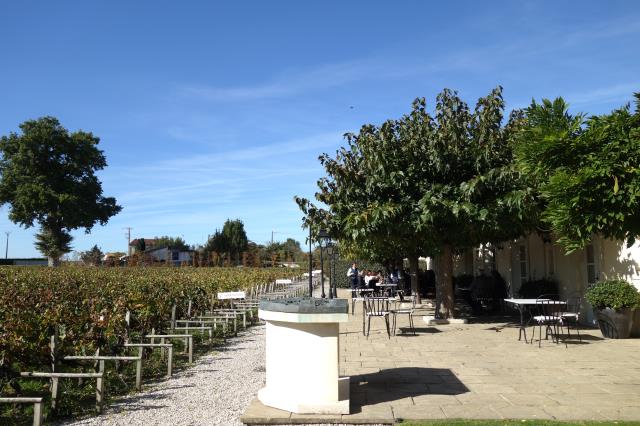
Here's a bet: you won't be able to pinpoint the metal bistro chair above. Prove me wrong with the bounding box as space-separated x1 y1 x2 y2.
559 295 582 342
363 296 391 339
351 288 373 316
390 295 416 336
531 294 565 348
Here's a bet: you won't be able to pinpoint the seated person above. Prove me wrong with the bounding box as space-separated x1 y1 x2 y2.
358 271 366 288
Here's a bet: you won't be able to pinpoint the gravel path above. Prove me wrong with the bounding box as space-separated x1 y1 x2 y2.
61 325 266 426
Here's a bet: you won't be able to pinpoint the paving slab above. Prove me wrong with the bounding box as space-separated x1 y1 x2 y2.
241 289 640 424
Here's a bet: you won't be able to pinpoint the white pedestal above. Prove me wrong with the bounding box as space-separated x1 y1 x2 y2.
258 309 350 414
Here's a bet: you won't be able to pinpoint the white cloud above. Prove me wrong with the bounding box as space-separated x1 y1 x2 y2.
568 83 639 107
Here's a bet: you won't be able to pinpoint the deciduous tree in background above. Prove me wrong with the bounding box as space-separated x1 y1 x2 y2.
222 219 248 265
0 117 122 266
206 229 229 265
80 244 104 266
154 235 190 251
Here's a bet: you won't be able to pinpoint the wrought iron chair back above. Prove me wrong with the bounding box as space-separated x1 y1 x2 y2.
561 294 582 342
531 294 565 347
363 296 391 339
364 296 390 316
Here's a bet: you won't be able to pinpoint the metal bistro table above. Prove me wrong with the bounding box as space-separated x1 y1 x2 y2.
375 282 398 297
504 298 567 343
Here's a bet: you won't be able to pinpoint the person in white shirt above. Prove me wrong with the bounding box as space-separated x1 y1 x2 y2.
347 263 358 289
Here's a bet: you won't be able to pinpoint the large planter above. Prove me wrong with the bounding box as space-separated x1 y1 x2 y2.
594 307 634 339
631 309 640 338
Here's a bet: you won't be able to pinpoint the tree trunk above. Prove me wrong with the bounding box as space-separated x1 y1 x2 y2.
408 255 421 304
435 244 455 319
48 256 60 267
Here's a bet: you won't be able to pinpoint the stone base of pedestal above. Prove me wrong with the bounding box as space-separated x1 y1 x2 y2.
258 376 350 415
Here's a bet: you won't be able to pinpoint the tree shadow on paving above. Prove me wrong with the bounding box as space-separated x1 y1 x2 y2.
561 333 604 345
110 404 170 412
395 327 442 335
349 367 467 412
151 384 196 391
180 369 218 377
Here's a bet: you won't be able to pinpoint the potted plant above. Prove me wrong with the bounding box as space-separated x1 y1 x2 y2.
585 279 640 339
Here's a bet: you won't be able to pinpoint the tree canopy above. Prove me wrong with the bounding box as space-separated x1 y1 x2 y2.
154 235 190 251
205 219 248 265
515 94 640 252
298 87 534 317
80 244 104 266
0 117 122 265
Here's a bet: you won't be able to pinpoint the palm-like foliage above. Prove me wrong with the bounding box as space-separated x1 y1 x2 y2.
515 94 640 252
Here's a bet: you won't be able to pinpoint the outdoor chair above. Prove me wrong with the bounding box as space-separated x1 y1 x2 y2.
530 294 565 347
350 288 373 315
559 295 582 342
390 295 416 336
363 296 391 339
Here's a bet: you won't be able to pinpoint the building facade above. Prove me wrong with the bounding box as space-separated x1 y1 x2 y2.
452 235 640 325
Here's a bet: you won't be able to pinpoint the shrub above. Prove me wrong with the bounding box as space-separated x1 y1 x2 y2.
585 279 640 311
518 278 559 298
453 274 474 289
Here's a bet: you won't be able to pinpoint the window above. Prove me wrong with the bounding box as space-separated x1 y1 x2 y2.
519 245 528 282
172 251 179 261
586 244 597 284
474 244 496 273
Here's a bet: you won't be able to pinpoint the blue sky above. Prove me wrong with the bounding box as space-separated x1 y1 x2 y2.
0 1 639 257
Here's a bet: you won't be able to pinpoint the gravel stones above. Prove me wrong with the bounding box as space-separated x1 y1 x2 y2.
61 325 266 426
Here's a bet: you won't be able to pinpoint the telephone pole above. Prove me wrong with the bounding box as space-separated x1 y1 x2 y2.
4 231 10 259
123 227 133 256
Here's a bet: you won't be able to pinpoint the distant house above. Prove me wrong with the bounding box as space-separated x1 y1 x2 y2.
129 238 157 255
145 246 194 266
103 252 127 265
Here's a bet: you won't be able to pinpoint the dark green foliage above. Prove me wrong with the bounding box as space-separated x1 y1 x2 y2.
135 238 146 252
204 219 249 265
585 279 640 310
0 117 122 265
264 238 304 263
453 274 474 289
206 229 228 255
79 245 104 266
153 236 189 251
517 278 559 298
223 219 248 261
297 87 534 318
515 94 640 252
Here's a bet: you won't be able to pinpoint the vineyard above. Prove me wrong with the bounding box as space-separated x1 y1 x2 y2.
0 266 300 423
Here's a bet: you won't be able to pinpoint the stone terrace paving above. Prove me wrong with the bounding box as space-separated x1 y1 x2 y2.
242 289 640 425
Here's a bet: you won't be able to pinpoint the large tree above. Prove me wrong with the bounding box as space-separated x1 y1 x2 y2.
205 219 248 265
300 87 534 317
0 117 122 265
223 219 248 265
515 94 640 252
